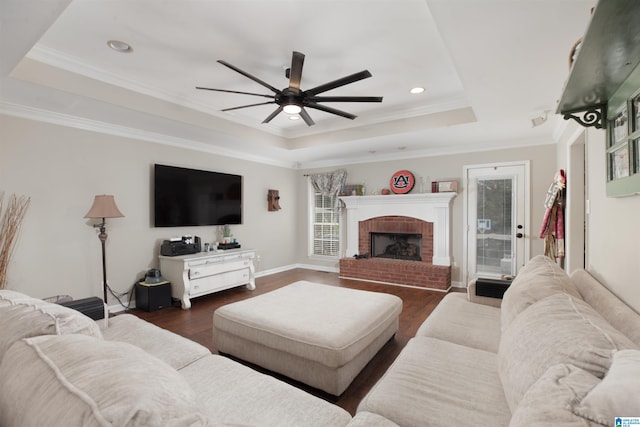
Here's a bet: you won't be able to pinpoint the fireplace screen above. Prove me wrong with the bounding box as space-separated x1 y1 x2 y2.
370 232 422 261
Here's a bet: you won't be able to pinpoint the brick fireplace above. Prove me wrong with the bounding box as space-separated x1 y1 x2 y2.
339 193 455 291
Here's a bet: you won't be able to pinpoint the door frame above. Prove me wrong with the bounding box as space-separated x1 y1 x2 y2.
462 160 531 287
565 130 586 273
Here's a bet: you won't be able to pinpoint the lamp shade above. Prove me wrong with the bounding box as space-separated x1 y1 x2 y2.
84 195 125 219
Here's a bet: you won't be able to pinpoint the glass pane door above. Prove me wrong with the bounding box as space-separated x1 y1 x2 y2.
476 178 513 275
465 163 529 283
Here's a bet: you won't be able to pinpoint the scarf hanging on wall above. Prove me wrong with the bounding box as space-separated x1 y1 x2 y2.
539 169 566 263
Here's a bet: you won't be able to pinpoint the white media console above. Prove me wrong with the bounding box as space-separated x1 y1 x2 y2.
159 248 256 310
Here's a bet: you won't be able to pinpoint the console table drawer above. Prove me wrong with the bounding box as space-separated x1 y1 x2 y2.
190 259 251 279
159 248 256 310
190 268 251 297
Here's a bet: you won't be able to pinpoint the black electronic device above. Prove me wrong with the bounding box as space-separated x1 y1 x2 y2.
154 164 242 227
59 297 105 320
135 282 171 312
217 242 241 250
160 236 201 256
475 277 513 299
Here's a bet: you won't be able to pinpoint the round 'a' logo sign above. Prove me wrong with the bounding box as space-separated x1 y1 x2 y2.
390 170 415 194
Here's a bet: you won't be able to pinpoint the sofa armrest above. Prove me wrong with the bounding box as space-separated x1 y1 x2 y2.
467 280 502 308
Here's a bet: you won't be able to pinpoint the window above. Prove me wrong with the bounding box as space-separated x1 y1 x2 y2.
310 188 340 257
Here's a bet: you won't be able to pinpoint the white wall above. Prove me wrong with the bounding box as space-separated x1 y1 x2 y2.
297 144 559 286
7 111 637 313
556 122 640 313
583 127 640 311
1 114 298 302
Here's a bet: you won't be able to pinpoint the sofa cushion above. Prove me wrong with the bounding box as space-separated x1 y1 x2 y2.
348 411 399 427
102 313 210 370
501 255 581 331
571 270 640 347
498 293 637 412
0 334 205 427
509 364 602 427
416 292 501 353
0 290 102 362
358 336 511 427
571 349 640 424
180 353 352 427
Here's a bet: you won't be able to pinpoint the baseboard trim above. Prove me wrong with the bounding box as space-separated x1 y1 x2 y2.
112 263 458 313
338 275 451 292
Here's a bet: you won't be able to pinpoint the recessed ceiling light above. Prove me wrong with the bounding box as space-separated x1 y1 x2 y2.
107 40 132 53
410 87 425 94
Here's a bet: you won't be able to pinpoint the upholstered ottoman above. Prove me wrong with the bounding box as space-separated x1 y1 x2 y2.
213 281 403 395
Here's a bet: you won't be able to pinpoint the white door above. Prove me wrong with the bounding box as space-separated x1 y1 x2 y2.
464 162 530 284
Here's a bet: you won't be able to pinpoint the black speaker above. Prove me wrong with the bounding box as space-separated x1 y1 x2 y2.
475 277 513 299
135 282 172 311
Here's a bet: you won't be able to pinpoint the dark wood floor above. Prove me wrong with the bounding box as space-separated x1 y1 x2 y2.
127 269 446 415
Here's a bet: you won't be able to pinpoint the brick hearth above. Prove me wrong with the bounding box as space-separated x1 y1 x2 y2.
339 257 451 290
339 193 455 291
358 216 433 262
340 215 451 291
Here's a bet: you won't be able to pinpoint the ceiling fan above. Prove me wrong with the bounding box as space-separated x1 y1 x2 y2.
196 51 383 126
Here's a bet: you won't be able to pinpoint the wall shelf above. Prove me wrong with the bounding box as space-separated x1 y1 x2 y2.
556 1 640 129
557 0 640 197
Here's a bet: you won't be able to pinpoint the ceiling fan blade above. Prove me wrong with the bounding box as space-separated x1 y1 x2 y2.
289 51 305 94
218 60 281 94
308 95 383 103
305 102 357 120
299 108 315 126
196 87 274 99
262 106 284 123
221 101 276 112
304 70 373 96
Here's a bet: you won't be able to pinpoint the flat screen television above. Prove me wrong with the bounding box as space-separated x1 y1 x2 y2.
154 164 242 227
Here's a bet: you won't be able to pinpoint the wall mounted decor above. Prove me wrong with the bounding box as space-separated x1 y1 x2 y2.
390 170 415 194
556 1 640 197
268 189 281 211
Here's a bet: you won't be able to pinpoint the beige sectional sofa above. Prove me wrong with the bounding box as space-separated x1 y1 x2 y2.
1 255 639 426
358 255 640 426
0 289 394 426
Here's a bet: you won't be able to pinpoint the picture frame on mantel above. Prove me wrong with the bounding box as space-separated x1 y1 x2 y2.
432 179 458 193
340 184 364 196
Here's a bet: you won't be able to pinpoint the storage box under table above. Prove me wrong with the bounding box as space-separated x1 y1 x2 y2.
213 281 403 396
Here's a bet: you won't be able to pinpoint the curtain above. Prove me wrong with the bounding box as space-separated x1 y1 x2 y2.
308 169 347 209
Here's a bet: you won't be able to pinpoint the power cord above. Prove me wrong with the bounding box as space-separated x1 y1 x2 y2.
106 282 136 311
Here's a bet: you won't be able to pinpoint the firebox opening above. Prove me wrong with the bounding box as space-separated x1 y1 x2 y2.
371 232 422 261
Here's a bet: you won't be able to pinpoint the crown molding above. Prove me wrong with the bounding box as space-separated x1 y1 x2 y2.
0 101 297 168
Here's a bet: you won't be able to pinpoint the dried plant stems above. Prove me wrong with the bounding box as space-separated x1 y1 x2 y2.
0 192 31 289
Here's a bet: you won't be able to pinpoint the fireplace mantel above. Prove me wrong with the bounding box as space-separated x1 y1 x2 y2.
339 193 455 266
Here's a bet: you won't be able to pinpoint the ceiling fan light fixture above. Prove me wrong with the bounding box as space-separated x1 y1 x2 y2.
288 115 300 121
196 51 382 126
283 104 302 115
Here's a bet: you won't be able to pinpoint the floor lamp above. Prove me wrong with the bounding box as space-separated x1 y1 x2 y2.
84 195 124 304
